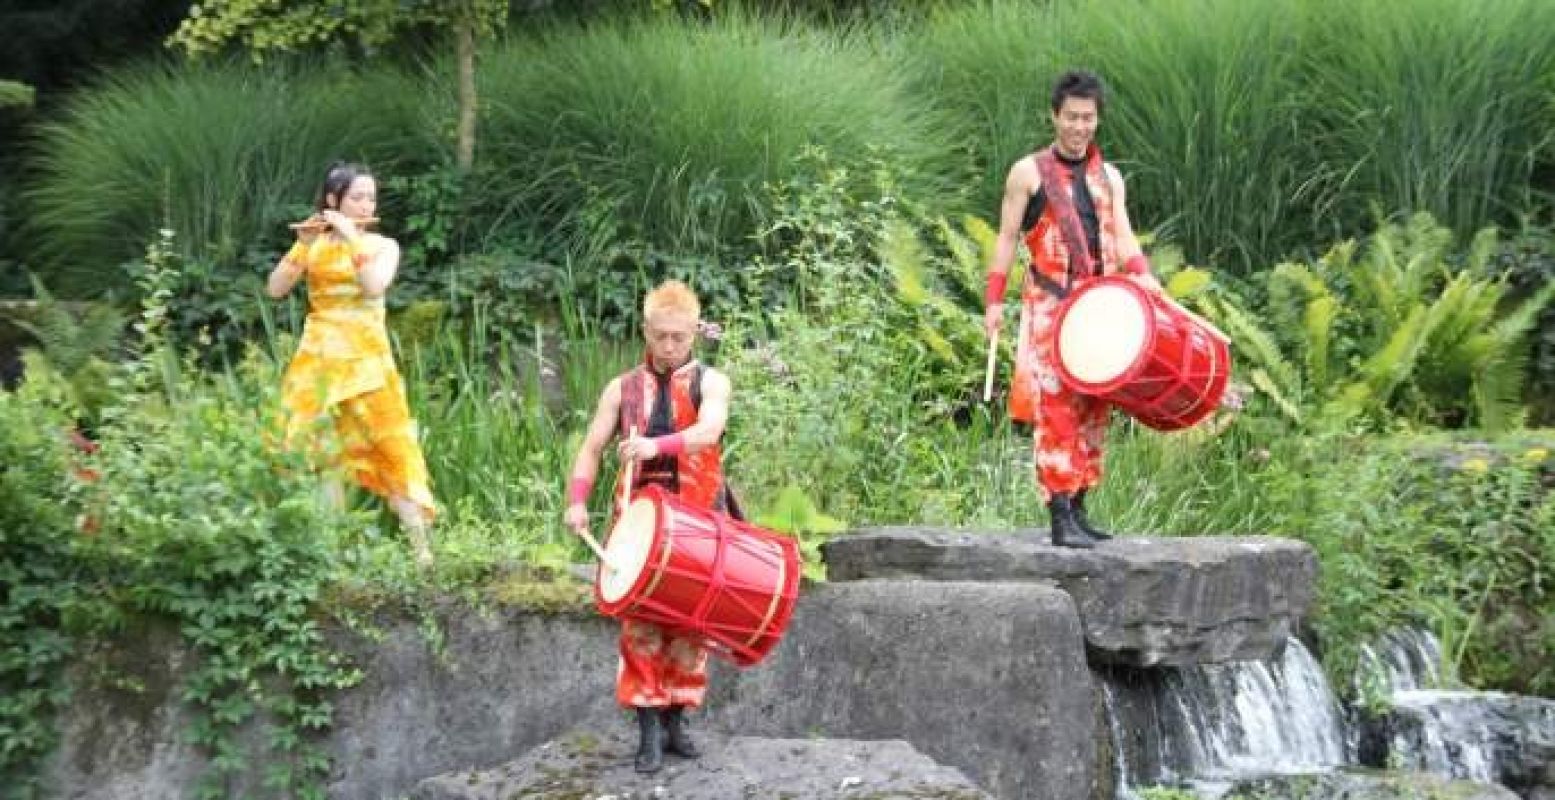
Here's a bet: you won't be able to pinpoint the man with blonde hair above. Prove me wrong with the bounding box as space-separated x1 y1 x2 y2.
563 280 735 773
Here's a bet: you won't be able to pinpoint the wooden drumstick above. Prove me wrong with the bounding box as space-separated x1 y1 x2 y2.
619 424 639 513
576 527 617 572
982 335 998 403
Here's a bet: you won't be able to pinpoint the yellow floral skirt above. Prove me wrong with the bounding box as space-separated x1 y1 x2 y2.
280 353 436 519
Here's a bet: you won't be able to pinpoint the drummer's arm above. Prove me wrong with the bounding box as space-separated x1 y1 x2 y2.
564 379 622 528
985 161 1034 335
991 163 1032 279
680 369 732 452
1106 165 1160 290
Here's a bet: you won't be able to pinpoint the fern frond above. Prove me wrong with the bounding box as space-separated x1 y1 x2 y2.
1270 261 1328 297
1201 294 1301 400
1473 343 1530 432
882 218 930 306
941 215 997 299
1464 226 1498 277
1359 221 1404 328
1347 303 1432 416
1304 294 1337 393
1250 368 1303 423
962 215 997 257
1488 274 1555 352
76 304 127 363
1474 278 1555 430
1166 267 1213 300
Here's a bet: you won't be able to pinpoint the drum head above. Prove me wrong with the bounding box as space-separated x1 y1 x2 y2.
598 497 658 603
1059 283 1148 386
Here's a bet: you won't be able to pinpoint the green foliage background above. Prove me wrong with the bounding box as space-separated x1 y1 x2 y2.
2 0 1554 795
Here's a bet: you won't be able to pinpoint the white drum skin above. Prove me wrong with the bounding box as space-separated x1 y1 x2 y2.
599 498 658 603
1058 284 1149 386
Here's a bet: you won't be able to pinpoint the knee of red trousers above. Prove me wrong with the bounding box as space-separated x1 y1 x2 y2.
616 622 709 708
1033 394 1108 499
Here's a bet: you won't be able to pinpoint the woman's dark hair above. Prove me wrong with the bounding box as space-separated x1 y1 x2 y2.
315 161 373 211
1050 70 1106 114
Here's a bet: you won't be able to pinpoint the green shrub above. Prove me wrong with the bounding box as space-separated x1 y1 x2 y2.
1188 213 1555 431
1271 434 1555 697
2 232 367 797
1489 219 1555 425
0 368 86 798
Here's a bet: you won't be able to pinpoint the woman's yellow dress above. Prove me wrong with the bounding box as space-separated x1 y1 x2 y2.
279 235 436 518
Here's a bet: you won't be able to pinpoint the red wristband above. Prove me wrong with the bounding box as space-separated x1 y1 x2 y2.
654 433 686 457
1124 254 1152 276
985 271 1008 305
567 477 593 505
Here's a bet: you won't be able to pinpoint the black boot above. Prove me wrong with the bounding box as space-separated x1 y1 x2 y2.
661 706 700 758
1048 493 1099 549
634 707 664 773
1073 489 1113 541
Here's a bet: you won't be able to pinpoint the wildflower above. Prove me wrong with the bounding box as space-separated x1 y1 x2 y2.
1522 447 1548 466
1460 457 1490 475
697 320 724 341
1220 385 1248 411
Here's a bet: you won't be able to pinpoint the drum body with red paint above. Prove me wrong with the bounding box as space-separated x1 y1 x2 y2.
595 485 800 668
1052 276 1231 431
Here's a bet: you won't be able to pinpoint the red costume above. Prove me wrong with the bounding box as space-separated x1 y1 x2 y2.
611 357 732 708
1009 144 1120 500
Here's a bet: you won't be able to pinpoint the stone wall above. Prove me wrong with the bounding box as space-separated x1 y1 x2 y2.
42 532 1326 800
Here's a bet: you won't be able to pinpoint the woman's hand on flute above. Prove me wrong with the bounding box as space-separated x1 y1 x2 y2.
291 215 325 244
320 209 361 242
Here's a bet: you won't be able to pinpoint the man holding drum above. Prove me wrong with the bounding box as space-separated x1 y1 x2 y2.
984 69 1162 548
563 280 734 774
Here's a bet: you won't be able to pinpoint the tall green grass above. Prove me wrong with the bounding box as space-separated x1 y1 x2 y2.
474 11 967 256
1303 0 1555 234
24 59 435 294
17 0 1555 293
909 0 1555 272
909 0 1322 267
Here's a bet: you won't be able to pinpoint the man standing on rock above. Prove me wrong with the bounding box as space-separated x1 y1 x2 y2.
563 280 735 773
983 69 1162 548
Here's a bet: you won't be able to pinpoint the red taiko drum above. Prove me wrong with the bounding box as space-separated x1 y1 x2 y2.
1052 276 1232 431
595 485 800 668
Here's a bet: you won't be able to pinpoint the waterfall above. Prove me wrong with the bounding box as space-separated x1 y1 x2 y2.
1356 628 1494 781
1385 690 1500 782
1102 637 1347 794
1357 627 1444 694
1100 682 1142 800
1354 628 1538 786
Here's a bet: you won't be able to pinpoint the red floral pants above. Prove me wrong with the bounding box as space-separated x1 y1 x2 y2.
1011 293 1111 500
616 619 708 708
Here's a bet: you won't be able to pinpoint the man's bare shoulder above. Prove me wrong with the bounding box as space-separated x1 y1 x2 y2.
1006 154 1041 189
700 366 732 393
